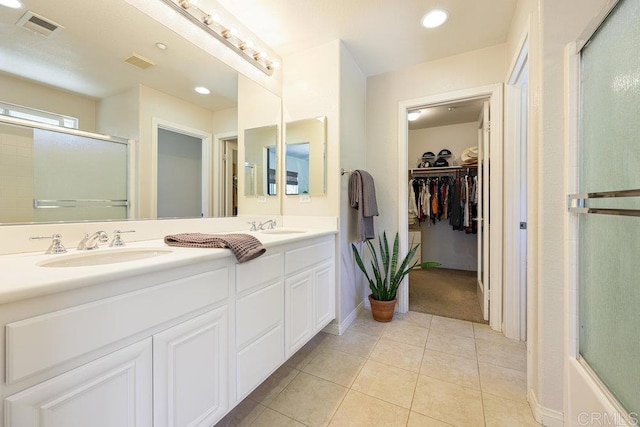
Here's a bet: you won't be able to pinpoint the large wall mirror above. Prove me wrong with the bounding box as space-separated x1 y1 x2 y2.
0 0 282 224
284 117 327 196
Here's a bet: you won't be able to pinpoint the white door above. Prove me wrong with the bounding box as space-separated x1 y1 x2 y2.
153 308 228 427
5 339 152 427
477 100 490 320
157 128 204 218
314 262 335 330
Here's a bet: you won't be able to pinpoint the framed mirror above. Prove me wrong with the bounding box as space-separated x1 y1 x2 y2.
0 0 282 224
284 117 327 196
243 125 278 197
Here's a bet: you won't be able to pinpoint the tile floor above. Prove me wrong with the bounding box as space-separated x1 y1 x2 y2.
216 310 540 427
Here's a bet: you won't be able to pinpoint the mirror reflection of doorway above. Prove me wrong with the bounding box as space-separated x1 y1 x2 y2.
223 138 238 216
157 128 204 219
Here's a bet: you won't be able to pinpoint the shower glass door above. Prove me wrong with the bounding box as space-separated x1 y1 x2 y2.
575 0 640 418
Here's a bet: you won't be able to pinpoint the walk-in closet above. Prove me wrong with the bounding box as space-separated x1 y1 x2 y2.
407 98 490 323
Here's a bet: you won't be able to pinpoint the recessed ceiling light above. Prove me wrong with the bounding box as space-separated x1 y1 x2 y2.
0 0 23 8
421 9 448 29
195 86 211 95
408 110 422 121
155 42 168 50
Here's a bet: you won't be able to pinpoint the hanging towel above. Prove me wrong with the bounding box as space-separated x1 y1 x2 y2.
348 169 379 241
164 233 266 263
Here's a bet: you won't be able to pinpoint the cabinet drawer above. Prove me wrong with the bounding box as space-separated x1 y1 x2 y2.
236 281 283 349
6 267 229 384
236 252 282 294
236 324 283 400
284 241 333 275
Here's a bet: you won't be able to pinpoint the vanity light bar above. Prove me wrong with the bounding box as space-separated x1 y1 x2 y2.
160 0 276 76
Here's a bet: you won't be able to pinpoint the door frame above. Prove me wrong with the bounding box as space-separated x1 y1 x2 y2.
397 83 504 331
151 118 212 218
504 30 530 341
214 131 238 217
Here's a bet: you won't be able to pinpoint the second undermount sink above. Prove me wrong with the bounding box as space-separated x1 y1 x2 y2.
38 248 173 268
260 228 307 235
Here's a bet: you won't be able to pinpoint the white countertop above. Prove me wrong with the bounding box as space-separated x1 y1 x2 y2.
0 229 336 305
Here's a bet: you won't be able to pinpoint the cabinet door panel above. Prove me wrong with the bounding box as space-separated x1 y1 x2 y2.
236 280 283 349
4 339 152 427
285 271 313 357
314 263 335 330
153 308 228 427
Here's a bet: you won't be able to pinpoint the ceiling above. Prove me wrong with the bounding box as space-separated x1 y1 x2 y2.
1 0 517 114
409 98 487 129
0 0 238 111
214 0 518 77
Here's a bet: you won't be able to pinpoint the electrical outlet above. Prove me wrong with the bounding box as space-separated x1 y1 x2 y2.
300 194 311 203
257 196 267 203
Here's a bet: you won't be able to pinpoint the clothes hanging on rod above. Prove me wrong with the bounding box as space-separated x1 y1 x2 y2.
409 172 478 233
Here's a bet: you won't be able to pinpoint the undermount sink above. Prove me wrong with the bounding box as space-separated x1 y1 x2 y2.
38 248 173 268
260 229 307 235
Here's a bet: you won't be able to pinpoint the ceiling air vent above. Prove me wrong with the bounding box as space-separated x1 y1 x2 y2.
16 11 64 38
124 54 156 70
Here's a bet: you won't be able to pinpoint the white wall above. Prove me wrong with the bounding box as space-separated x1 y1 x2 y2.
505 0 610 424
282 40 367 330
0 73 97 132
338 42 367 329
282 40 340 217
409 122 479 270
96 87 140 140
213 107 238 135
366 44 507 241
237 75 281 216
138 85 216 219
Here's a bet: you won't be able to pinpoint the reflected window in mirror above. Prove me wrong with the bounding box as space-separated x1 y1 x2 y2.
285 143 310 195
267 145 277 195
284 117 326 196
0 101 79 129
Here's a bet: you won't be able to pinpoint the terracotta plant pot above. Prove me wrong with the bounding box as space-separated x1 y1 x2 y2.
368 294 397 322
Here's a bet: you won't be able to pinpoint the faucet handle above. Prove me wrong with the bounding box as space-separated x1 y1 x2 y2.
269 220 277 230
30 233 67 254
110 229 135 247
247 221 257 232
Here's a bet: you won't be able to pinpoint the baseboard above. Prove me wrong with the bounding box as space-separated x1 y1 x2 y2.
322 301 364 335
528 388 564 427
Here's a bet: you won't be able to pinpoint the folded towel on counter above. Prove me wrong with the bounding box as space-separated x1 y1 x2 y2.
348 169 379 242
164 233 266 263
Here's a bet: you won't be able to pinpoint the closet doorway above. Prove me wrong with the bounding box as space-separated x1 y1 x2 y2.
398 84 503 331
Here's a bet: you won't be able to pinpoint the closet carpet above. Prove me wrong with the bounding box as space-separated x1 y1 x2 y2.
409 267 488 324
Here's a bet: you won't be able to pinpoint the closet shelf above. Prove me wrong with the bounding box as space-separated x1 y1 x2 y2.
410 165 478 177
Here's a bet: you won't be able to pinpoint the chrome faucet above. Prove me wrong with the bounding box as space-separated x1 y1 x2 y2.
77 230 109 250
258 219 277 230
30 234 67 254
247 221 258 231
110 229 135 247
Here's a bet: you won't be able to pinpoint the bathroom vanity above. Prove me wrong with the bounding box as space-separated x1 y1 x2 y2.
0 229 336 427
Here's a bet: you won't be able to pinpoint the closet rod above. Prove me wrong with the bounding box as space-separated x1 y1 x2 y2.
410 165 477 177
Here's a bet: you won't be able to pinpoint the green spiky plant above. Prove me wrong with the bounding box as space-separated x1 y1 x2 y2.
351 231 439 301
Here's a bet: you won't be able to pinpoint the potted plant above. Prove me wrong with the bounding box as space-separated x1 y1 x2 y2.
352 231 439 322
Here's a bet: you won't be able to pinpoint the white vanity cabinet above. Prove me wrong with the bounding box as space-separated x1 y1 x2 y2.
1 259 233 427
235 251 285 401
4 338 153 427
284 239 335 358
